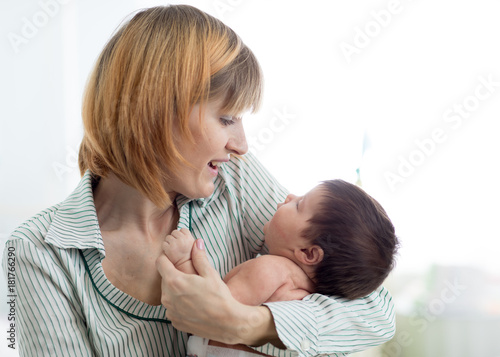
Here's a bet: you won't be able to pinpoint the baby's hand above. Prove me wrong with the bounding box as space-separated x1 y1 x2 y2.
163 228 196 272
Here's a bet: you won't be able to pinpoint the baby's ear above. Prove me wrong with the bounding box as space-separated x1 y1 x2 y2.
295 245 324 266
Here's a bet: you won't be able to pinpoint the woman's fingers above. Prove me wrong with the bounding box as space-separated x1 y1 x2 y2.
190 239 218 279
157 254 186 290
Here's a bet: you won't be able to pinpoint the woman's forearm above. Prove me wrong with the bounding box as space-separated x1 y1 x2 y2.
233 305 285 349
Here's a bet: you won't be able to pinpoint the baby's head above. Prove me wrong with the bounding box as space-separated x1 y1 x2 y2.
264 179 399 299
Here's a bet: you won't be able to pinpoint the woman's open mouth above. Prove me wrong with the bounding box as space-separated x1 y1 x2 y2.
207 161 221 175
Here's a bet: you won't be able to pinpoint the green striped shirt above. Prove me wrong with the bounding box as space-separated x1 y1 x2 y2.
2 153 395 356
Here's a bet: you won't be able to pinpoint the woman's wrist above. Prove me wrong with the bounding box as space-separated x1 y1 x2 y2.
234 304 286 349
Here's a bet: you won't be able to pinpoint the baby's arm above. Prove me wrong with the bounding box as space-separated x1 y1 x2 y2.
162 228 197 274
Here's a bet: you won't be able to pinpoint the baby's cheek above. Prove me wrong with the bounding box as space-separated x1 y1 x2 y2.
273 212 289 235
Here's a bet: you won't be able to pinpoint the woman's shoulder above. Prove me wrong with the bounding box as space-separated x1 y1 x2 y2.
224 152 263 179
7 172 100 249
224 153 272 182
221 153 288 199
8 204 61 246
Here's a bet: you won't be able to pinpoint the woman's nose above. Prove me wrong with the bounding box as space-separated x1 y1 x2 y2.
226 123 248 155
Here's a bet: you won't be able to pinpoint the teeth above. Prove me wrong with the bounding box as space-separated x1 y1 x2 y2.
210 161 222 168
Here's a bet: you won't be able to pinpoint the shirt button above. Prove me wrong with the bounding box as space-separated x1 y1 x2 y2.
301 338 311 351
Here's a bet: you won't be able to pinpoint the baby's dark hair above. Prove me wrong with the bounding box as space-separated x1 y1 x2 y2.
301 180 399 299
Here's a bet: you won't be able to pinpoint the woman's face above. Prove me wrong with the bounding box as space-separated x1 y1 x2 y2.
170 99 248 199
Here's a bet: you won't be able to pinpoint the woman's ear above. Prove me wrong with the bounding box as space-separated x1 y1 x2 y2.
295 245 324 266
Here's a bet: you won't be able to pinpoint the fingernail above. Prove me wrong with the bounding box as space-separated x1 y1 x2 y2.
196 239 205 250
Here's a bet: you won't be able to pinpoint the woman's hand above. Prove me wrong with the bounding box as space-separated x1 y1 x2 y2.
156 239 283 347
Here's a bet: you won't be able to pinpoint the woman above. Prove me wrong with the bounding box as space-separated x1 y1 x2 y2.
3 5 395 356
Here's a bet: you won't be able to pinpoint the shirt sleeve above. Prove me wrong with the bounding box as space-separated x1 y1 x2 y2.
2 236 94 356
233 153 396 356
263 288 396 356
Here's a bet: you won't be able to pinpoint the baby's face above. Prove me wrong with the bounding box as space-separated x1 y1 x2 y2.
263 185 324 259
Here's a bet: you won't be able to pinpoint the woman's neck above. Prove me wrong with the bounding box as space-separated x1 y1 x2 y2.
93 173 178 239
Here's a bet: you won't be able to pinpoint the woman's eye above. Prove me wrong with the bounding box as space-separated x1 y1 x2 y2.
219 116 235 126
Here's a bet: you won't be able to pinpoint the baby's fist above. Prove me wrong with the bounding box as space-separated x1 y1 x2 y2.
162 228 196 268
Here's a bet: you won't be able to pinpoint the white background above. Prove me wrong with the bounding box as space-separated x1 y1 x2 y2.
1 1 499 356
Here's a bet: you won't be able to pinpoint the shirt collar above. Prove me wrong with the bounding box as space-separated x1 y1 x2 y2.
44 168 229 255
45 171 106 257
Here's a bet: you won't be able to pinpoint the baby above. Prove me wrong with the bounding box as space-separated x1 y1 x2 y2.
163 179 399 355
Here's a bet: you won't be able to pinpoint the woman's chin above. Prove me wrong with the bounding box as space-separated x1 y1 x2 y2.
187 182 215 200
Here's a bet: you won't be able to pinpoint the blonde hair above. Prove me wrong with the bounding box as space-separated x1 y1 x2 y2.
79 5 262 208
